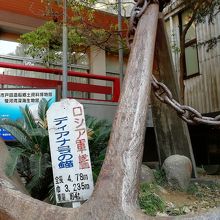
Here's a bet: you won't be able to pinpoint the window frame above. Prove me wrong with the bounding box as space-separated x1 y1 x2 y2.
178 11 200 79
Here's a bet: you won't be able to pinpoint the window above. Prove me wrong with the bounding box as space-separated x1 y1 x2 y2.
180 10 199 78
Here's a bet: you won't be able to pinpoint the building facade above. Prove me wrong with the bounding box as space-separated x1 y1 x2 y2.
0 0 129 122
164 0 220 168
164 0 220 115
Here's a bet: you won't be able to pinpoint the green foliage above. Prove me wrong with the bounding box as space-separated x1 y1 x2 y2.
154 169 167 186
180 0 220 52
1 101 111 202
187 181 220 199
20 20 118 65
4 147 26 177
187 182 199 195
197 35 220 52
19 21 62 64
139 183 166 216
195 0 220 24
0 98 53 200
19 0 122 65
194 0 220 51
38 97 50 124
166 206 186 216
48 182 56 204
0 120 35 151
171 43 180 54
29 153 51 182
26 153 51 196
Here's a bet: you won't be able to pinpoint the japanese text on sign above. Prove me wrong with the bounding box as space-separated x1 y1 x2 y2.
54 116 73 169
0 91 53 104
47 99 94 204
0 88 56 141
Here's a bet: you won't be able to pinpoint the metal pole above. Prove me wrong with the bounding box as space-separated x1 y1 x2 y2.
118 0 124 87
62 0 68 99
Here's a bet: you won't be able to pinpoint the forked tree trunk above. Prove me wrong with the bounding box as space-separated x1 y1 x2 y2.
0 3 220 220
0 4 159 219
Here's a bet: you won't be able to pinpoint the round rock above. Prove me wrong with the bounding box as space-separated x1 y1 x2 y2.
140 164 155 184
162 155 192 191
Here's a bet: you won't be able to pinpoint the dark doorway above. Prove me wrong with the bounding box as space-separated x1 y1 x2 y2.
143 127 158 163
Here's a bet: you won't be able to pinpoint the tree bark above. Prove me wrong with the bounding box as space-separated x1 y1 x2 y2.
179 33 185 103
0 4 159 220
0 3 220 219
179 7 197 102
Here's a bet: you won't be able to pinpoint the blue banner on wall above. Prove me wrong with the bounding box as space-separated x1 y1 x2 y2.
0 88 56 141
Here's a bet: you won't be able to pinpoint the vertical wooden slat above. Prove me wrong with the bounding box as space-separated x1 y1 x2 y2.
152 14 197 177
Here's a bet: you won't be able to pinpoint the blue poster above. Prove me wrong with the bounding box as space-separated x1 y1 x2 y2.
0 88 56 141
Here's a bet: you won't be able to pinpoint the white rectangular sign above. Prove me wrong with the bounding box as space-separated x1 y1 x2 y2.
47 99 94 203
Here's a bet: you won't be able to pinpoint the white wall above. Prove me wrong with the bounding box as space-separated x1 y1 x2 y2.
89 46 106 100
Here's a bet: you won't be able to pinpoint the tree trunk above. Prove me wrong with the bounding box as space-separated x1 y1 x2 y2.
0 4 159 220
179 33 185 103
0 3 219 220
179 8 197 103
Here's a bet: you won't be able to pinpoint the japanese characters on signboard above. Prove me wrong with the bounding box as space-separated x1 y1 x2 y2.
0 89 56 141
47 99 94 204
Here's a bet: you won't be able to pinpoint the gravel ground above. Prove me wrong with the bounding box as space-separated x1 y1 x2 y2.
156 176 220 216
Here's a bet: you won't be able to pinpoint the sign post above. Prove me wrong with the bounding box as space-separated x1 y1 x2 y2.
47 99 94 205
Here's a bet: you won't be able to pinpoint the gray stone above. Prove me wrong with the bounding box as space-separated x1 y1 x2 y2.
162 154 192 191
140 165 155 184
